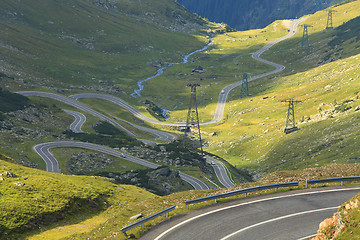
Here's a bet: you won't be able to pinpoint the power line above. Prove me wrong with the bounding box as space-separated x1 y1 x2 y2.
281 99 302 134
183 83 203 156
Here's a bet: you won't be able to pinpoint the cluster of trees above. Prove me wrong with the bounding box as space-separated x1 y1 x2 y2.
177 0 344 30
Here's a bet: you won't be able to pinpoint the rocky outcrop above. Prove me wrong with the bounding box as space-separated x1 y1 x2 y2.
102 167 188 195
146 167 181 194
312 197 360 240
312 212 344 240
68 152 114 174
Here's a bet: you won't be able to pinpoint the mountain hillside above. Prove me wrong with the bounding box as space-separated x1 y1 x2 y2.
177 0 346 30
0 0 208 94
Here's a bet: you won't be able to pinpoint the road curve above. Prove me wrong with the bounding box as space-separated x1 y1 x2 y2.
141 186 360 240
19 91 176 142
64 110 86 133
204 17 308 125
206 156 235 188
33 141 209 190
18 91 137 137
67 18 307 128
70 93 177 141
70 93 186 127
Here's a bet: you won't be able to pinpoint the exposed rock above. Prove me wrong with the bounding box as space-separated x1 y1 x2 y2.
192 66 205 73
5 171 17 178
344 198 360 211
68 152 114 173
13 182 25 187
130 213 144 221
127 233 136 239
146 167 180 194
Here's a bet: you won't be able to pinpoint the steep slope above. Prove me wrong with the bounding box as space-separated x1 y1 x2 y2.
0 155 156 239
177 0 345 30
313 192 360 239
0 0 207 94
192 0 360 177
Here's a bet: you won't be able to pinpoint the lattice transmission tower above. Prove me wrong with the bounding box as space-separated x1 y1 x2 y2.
282 99 302 134
326 9 337 29
240 72 250 98
301 24 313 48
183 83 203 155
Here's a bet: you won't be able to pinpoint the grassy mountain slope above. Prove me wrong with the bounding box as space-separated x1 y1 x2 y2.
174 0 360 177
2 153 359 239
0 156 156 238
141 19 290 113
0 0 207 94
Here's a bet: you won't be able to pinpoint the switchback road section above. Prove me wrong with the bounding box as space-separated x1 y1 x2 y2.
33 141 209 190
64 110 86 133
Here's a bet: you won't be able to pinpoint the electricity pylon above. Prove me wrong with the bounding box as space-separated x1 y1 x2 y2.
326 9 337 29
282 99 302 134
240 72 250 98
183 83 203 155
301 24 313 48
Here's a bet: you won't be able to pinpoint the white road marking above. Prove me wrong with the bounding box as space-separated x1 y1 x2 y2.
297 234 318 240
153 187 360 240
220 206 338 239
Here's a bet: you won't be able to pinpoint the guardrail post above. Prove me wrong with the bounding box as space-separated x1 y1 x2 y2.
166 212 168 218
275 187 278 192
244 193 247 197
341 176 344 186
305 179 308 188
214 194 217 203
186 204 189 210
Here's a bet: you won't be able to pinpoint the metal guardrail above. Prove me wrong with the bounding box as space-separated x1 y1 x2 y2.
305 176 360 188
121 205 176 236
121 176 360 235
185 182 299 208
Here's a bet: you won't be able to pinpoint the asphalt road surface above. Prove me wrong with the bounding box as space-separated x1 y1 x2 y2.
67 18 307 127
32 141 209 190
19 91 176 142
141 186 360 240
64 110 86 133
18 91 137 137
206 156 235 188
19 17 308 191
18 18 306 132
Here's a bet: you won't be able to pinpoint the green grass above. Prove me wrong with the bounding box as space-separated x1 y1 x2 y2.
141 20 290 113
1 152 359 239
174 1 360 176
0 0 209 101
261 0 360 75
201 52 360 175
0 158 115 237
77 98 158 140
336 192 360 239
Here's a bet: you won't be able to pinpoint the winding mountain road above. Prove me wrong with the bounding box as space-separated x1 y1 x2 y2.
59 18 307 129
141 186 360 240
19 18 306 131
206 156 235 188
19 17 306 191
33 141 209 190
64 110 86 133
18 91 176 142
